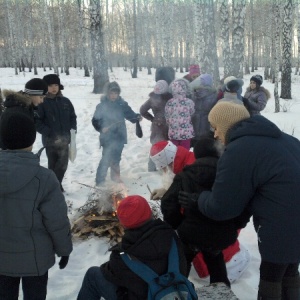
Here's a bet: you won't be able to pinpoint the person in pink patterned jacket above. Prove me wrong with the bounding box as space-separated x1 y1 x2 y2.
165 79 195 150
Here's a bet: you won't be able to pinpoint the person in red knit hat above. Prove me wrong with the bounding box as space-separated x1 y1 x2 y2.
149 139 250 284
77 195 188 300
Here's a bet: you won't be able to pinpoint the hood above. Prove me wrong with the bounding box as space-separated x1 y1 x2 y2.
103 81 121 96
3 90 32 108
0 151 40 195
169 79 189 97
227 115 282 144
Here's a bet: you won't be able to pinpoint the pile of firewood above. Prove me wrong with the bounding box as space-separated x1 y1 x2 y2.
71 185 126 243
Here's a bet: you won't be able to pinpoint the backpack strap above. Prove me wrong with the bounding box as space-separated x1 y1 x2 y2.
120 237 179 283
121 252 158 284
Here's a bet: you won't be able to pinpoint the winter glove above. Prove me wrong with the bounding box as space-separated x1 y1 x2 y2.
59 256 69 269
135 121 143 138
178 191 199 210
150 188 167 200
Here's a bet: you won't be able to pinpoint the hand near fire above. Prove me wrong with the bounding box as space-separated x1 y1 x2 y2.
150 188 167 200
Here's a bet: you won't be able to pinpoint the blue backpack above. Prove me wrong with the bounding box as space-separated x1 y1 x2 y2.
120 238 198 300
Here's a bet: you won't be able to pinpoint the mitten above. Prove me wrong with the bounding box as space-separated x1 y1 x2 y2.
150 188 167 200
178 191 199 210
59 256 69 269
135 121 143 138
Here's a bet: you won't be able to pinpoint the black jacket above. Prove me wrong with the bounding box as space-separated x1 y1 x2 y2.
35 93 77 146
199 115 300 263
161 157 247 251
100 219 187 300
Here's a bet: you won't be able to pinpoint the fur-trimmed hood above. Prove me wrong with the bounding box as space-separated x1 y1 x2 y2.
2 90 32 108
245 86 271 100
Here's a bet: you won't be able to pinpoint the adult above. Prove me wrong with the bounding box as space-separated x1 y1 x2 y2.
187 101 300 299
219 79 244 105
155 67 175 85
217 76 244 101
243 74 270 116
139 80 172 171
149 140 250 283
190 74 218 140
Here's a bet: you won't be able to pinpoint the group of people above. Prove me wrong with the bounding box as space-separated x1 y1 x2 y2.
0 66 300 300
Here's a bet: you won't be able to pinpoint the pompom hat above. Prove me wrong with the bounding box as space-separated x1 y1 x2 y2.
154 80 169 95
0 112 36 150
189 64 201 76
24 78 48 95
250 74 263 86
117 195 152 229
150 140 177 170
43 74 64 90
208 102 250 142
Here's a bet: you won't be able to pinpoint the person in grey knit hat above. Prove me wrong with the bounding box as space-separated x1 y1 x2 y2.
0 112 72 300
179 101 300 299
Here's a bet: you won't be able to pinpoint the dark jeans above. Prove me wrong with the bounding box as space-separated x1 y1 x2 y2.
96 142 124 185
0 272 48 300
77 267 118 300
260 261 299 282
46 143 69 184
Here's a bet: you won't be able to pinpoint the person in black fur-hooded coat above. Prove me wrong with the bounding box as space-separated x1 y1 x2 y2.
161 135 250 286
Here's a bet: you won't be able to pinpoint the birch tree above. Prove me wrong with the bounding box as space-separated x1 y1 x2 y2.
89 0 109 93
274 0 281 112
281 0 293 99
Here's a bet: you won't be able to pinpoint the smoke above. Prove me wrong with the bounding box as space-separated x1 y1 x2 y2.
162 166 175 190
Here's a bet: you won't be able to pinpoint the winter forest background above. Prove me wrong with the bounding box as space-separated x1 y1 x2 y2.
0 0 299 109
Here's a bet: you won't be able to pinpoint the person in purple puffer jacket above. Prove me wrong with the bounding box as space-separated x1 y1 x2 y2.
165 79 195 150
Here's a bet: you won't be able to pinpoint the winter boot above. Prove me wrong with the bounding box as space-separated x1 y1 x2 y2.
202 250 231 287
281 276 300 300
257 280 282 300
110 164 123 183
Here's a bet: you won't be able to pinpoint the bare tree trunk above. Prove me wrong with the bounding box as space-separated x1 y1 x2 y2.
132 0 138 78
231 0 246 78
296 0 300 75
280 0 292 99
274 0 281 112
194 0 205 65
89 0 109 93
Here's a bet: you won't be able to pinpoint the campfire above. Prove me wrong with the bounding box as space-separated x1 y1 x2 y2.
71 185 126 244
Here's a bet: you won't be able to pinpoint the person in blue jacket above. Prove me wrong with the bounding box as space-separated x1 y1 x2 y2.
178 101 300 300
92 82 142 186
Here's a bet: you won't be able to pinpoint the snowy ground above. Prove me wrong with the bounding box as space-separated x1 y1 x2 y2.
1 67 300 299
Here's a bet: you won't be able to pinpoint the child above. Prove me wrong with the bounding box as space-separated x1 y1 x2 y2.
243 74 270 116
36 74 77 192
92 81 141 186
0 78 48 149
165 79 195 150
77 195 188 299
139 80 172 171
0 112 72 300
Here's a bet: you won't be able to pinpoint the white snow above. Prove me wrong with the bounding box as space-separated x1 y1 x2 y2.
1 67 300 300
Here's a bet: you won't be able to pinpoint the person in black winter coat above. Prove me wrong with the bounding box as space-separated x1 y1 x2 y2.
36 74 77 192
0 78 48 149
161 135 250 287
77 195 188 300
92 82 141 186
183 101 300 299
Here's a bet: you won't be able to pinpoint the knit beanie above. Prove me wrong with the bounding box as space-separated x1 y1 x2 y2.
208 102 250 139
193 136 220 159
43 74 64 90
0 112 36 150
199 74 213 87
150 140 177 170
189 64 201 76
154 80 169 95
250 74 263 86
155 67 175 85
24 78 48 95
117 195 152 229
225 79 244 93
